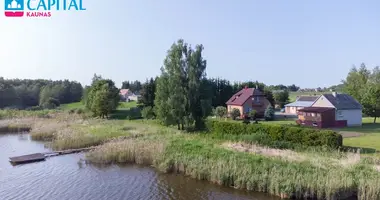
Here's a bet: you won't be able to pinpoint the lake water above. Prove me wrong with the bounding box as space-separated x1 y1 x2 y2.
0 133 278 200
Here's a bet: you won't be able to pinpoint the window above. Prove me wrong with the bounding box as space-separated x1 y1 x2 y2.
317 113 321 117
311 113 316 117
312 122 318 127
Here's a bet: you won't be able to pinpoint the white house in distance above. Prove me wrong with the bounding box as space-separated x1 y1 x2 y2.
285 96 320 114
311 92 362 126
119 89 133 101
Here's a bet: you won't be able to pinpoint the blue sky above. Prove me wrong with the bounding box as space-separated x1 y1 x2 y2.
1 0 379 88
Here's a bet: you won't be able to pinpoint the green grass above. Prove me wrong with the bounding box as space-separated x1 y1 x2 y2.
59 102 85 110
118 101 138 109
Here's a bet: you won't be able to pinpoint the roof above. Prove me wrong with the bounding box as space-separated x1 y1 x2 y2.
285 101 315 107
296 96 320 102
226 88 265 106
321 93 362 110
285 95 319 107
298 107 335 113
119 89 130 95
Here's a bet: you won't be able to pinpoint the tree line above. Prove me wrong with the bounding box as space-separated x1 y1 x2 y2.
0 78 83 109
342 63 380 123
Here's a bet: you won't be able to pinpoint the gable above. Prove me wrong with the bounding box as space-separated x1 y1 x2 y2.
311 95 335 108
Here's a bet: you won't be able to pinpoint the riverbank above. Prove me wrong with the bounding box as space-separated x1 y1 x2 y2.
1 112 380 199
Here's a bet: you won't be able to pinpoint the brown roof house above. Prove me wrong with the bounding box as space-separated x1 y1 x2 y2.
297 92 363 128
226 86 271 118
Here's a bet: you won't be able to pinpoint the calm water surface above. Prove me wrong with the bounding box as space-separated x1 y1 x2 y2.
0 133 278 200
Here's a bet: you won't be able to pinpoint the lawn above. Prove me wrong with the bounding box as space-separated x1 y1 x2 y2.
118 101 138 109
59 102 85 110
338 117 380 152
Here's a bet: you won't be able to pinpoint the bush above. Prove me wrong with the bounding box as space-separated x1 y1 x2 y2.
230 108 240 120
264 105 275 121
215 106 227 118
141 106 155 119
41 98 60 109
248 110 257 120
206 120 343 149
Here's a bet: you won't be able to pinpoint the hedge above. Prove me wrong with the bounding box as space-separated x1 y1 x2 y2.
206 120 343 149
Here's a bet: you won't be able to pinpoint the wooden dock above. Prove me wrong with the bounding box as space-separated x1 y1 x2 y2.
9 147 95 165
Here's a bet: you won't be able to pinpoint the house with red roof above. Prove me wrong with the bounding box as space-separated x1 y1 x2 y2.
119 89 133 101
226 86 271 118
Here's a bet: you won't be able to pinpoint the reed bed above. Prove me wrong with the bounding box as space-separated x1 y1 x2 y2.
86 136 380 200
0 118 35 133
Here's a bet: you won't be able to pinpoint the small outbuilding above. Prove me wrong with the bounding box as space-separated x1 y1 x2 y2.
296 107 339 128
284 96 320 114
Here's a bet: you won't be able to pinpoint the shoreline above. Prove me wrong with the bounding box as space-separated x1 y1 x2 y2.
1 114 379 200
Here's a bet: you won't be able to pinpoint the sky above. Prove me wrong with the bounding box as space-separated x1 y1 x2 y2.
1 0 380 88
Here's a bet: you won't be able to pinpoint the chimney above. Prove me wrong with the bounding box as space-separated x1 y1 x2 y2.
332 91 337 97
244 85 248 90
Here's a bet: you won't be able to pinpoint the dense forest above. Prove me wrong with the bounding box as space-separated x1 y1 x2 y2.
0 78 83 109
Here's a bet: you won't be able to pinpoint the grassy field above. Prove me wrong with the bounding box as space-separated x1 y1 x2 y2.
59 102 85 110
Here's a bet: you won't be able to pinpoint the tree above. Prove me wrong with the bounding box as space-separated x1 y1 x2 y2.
230 108 241 120
215 106 227 118
264 105 275 121
342 63 370 103
41 97 60 109
140 78 156 107
0 80 18 108
264 88 275 107
85 76 120 118
287 84 300 92
121 81 130 89
154 39 211 130
361 66 380 123
141 106 155 119
273 90 289 108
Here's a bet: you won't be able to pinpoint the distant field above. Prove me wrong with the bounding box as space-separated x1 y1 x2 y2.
288 92 329 102
118 101 138 109
59 102 84 110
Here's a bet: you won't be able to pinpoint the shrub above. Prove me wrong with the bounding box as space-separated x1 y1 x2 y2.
264 105 275 121
141 106 155 119
230 108 240 120
206 120 343 149
248 110 257 120
215 106 227 118
76 108 84 114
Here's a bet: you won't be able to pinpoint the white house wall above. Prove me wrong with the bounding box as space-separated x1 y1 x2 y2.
311 96 335 108
336 109 362 126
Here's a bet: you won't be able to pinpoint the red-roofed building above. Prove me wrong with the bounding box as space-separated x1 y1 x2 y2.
119 89 132 101
226 86 271 118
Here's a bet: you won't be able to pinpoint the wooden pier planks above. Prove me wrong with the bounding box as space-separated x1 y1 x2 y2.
9 153 46 164
8 147 95 165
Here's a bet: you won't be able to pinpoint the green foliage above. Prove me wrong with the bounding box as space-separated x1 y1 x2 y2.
85 75 120 118
343 64 380 122
121 80 142 93
215 106 227 118
140 78 156 107
263 89 275 107
342 63 370 103
206 120 343 149
264 105 275 121
273 90 289 108
0 77 82 109
248 110 257 120
154 39 211 130
230 108 240 120
141 106 155 119
41 97 60 109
